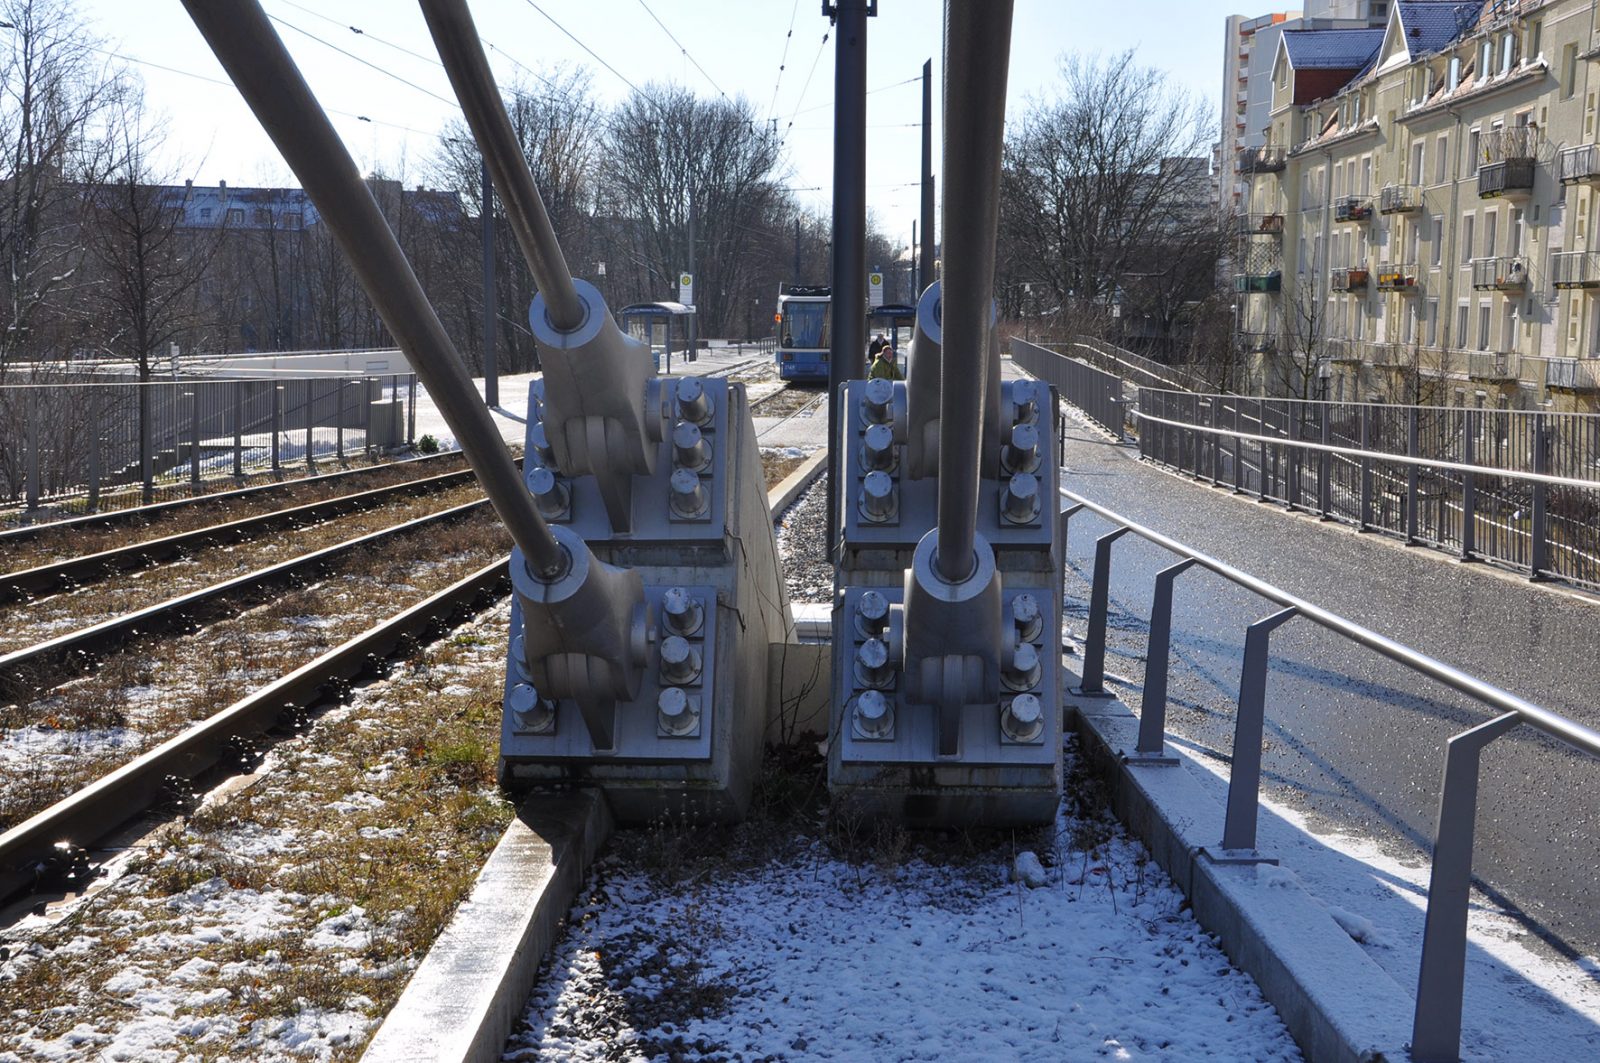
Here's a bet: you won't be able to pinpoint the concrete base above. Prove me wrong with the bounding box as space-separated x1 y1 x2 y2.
359 790 612 1063
1070 689 1413 1063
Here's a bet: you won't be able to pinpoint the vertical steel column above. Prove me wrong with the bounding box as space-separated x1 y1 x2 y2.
188 390 201 485
232 380 244 478
1221 606 1298 853
1359 404 1373 530
1078 526 1130 695
481 159 498 408
86 386 102 513
1136 558 1199 757
934 0 1012 582
1406 406 1420 542
1461 409 1476 559
23 390 39 511
826 0 872 563
139 385 154 504
919 56 934 294
1531 414 1549 579
1411 712 1520 1063
271 385 283 471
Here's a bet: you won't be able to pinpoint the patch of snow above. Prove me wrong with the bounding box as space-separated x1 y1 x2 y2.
1011 850 1047 888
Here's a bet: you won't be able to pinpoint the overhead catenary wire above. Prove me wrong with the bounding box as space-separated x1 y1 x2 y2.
779 32 829 142
634 0 728 101
765 0 803 127
267 13 459 107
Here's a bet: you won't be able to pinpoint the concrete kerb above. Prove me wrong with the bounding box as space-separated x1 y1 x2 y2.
768 448 829 515
1070 693 1414 1063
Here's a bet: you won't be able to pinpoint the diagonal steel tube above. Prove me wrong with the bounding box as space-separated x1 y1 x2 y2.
179 0 568 579
934 0 1014 582
418 0 583 333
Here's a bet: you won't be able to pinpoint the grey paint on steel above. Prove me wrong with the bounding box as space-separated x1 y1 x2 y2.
179 0 567 578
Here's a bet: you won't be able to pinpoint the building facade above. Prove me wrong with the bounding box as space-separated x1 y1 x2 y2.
1236 0 1600 412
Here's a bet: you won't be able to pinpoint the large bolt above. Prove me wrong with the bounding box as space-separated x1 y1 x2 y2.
676 376 713 426
527 466 570 520
1003 641 1043 692
673 420 712 472
859 469 897 523
862 422 896 472
661 587 704 637
1012 593 1043 643
854 637 893 689
670 467 709 519
659 635 703 685
528 421 556 468
861 376 894 425
1004 422 1041 474
1001 472 1041 525
855 590 890 639
1002 693 1044 743
657 687 700 737
508 682 556 734
853 689 894 739
1012 381 1041 425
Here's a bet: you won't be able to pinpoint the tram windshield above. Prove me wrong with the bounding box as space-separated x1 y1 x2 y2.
781 301 831 349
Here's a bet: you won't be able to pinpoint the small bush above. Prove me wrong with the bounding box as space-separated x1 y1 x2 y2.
417 434 441 454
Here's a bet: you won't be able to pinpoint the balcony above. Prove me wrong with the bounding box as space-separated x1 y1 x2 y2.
1476 128 1538 199
1334 196 1373 223
1235 330 1277 353
1233 271 1282 294
1551 251 1600 289
1378 184 1421 214
1239 144 1287 174
1324 338 1361 365
1468 351 1518 381
1330 266 1369 291
1368 342 1410 368
1235 213 1285 237
1546 357 1600 392
1558 144 1600 185
1469 256 1529 291
1375 264 1419 292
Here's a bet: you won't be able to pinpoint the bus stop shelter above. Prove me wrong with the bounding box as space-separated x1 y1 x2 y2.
619 301 697 373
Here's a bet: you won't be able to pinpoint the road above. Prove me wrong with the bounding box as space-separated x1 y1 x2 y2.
1056 410 1600 957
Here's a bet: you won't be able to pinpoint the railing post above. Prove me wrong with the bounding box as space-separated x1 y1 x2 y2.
1285 402 1301 510
1406 405 1420 543
86 386 102 513
1232 400 1243 493
1257 401 1270 503
407 373 417 447
1221 606 1298 853
1460 410 1476 559
271 384 283 472
140 385 154 505
188 389 201 485
1135 558 1199 760
1209 398 1222 486
1359 404 1373 531
337 378 348 462
232 380 244 478
364 377 375 459
305 380 316 470
1318 405 1331 519
1078 526 1131 695
1530 414 1549 579
23 389 40 511
1411 712 1521 1063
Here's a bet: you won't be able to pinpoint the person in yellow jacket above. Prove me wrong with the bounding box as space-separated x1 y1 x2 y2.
868 344 902 380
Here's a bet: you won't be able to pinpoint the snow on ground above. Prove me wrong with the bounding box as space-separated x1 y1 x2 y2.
505 742 1304 1062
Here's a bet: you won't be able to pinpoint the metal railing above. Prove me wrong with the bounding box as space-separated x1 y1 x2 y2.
1545 357 1600 392
0 372 418 521
1467 351 1518 381
1009 339 1124 440
1469 255 1528 291
1551 250 1600 288
1379 183 1421 214
1558 143 1600 184
1057 484 1600 1063
1136 388 1600 588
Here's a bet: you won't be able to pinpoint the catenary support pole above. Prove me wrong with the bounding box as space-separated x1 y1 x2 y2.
920 57 935 294
481 159 498 407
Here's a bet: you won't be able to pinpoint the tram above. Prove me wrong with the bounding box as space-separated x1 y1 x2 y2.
774 284 832 383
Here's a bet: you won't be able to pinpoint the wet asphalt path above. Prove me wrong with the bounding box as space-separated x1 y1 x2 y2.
1057 414 1600 957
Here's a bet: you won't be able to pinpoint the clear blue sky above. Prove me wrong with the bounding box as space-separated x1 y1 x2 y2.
72 0 1252 253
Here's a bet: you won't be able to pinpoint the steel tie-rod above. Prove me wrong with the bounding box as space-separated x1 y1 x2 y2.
934 0 1014 583
418 0 585 333
179 0 569 578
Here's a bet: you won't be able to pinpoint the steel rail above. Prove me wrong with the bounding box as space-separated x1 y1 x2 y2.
418 0 583 332
181 0 568 579
1133 408 1600 491
0 497 494 704
0 466 482 603
0 556 511 902
0 451 462 546
1055 484 1600 755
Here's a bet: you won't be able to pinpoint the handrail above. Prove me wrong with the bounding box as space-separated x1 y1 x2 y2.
1133 407 1599 491
1056 483 1600 1061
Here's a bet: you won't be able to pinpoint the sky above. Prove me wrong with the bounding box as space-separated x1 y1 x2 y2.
68 0 1252 260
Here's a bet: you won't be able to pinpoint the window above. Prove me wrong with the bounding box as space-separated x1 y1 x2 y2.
1485 212 1497 257
1409 221 1421 265
1528 20 1541 61
1448 56 1461 93
1477 303 1491 350
1500 33 1516 75
254 208 271 224
1436 134 1449 184
1468 129 1480 169
1404 302 1417 344
1564 44 1579 100
1361 157 1371 195
1411 141 1425 183
199 207 212 220
1431 215 1444 267
284 212 302 229
1427 298 1439 347
1456 303 1469 346
1510 208 1523 255
1461 214 1474 265
226 207 243 224
1479 40 1492 79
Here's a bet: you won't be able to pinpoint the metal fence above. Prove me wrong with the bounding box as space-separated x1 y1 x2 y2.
1057 485 1600 1063
1010 338 1126 440
1136 388 1600 589
0 373 418 520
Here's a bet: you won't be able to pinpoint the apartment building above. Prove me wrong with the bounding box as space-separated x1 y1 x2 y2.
1234 0 1600 412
